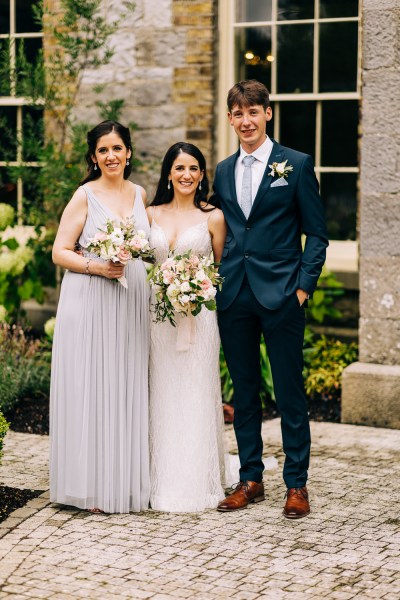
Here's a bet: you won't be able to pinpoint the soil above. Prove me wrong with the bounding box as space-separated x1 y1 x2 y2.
0 486 43 524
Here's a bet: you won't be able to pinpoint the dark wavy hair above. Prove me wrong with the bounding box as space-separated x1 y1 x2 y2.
80 120 133 185
150 142 212 211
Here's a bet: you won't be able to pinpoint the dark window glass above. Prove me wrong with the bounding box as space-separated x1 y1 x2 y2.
277 24 313 93
23 106 44 161
0 169 18 212
16 0 42 33
0 38 11 95
22 167 44 224
278 0 314 21
0 0 10 34
319 22 358 92
15 37 43 95
0 106 17 161
319 0 359 19
321 101 358 167
235 0 272 22
235 27 272 91
279 101 316 159
321 173 357 240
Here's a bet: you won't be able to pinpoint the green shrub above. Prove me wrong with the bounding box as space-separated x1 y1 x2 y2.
303 335 358 398
0 410 9 464
0 324 51 416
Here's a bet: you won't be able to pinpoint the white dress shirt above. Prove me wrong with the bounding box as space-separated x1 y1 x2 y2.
235 136 274 206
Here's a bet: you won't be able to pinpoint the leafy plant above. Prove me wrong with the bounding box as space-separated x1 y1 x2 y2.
0 324 51 417
0 411 9 465
303 335 358 398
307 265 344 324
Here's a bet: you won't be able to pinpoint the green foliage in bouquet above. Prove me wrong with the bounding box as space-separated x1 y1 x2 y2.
0 324 51 417
0 411 9 465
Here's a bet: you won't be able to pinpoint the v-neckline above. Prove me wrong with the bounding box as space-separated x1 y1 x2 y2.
152 219 208 252
84 184 137 221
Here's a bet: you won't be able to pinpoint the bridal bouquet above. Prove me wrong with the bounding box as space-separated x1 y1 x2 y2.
148 251 223 326
85 217 155 288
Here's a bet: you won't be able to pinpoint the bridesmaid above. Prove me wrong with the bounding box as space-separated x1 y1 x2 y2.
50 121 150 513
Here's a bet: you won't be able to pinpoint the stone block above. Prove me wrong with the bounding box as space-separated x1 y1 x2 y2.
363 9 397 69
133 127 186 160
361 134 400 194
359 317 400 365
135 29 185 68
359 256 400 319
363 0 400 9
362 71 400 134
129 104 186 129
360 195 400 256
135 80 173 105
142 0 172 28
341 362 400 428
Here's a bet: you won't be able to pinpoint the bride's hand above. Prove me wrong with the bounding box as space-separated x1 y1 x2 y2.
101 260 125 279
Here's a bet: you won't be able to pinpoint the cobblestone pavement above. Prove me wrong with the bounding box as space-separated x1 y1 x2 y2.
0 420 399 599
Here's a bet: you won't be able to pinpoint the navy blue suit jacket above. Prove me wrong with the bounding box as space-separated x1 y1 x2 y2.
211 140 329 311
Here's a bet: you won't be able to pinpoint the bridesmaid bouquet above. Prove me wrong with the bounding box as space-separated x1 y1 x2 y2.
85 218 155 288
148 251 223 326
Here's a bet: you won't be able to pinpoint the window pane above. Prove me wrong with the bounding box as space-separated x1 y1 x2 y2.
22 167 43 225
235 27 272 91
235 0 272 22
16 0 42 33
0 38 11 95
279 101 316 159
321 101 358 167
16 37 43 96
319 22 358 92
0 0 10 34
321 173 357 240
23 106 44 161
277 24 313 93
0 106 17 161
319 0 358 19
0 169 18 213
278 0 314 21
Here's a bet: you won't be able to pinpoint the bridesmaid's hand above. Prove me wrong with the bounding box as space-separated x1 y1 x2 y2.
101 260 125 280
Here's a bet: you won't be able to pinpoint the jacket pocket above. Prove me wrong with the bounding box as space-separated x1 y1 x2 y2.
269 248 301 260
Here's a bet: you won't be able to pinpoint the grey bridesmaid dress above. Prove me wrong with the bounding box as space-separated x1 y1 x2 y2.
50 185 150 513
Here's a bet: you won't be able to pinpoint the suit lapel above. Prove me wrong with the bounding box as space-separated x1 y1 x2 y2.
226 148 246 222
249 140 285 219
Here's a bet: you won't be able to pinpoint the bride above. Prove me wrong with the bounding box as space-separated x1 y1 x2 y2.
147 142 227 512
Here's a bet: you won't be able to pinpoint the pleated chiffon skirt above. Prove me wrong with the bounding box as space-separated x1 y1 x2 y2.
50 260 150 513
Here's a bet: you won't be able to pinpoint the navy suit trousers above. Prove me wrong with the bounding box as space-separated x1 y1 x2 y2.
218 277 310 488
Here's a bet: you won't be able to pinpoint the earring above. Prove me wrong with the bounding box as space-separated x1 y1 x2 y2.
167 181 171 190
94 164 98 171
199 181 202 191
126 159 130 166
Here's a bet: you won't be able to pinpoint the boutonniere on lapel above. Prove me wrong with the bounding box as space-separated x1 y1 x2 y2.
268 160 293 187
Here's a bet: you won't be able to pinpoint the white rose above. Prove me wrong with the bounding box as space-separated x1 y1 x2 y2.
180 281 191 292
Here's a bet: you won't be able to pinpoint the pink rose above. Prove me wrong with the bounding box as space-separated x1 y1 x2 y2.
94 231 107 242
201 277 212 291
117 247 131 265
129 235 143 250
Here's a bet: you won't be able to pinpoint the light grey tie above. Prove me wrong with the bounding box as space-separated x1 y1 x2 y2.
240 155 256 218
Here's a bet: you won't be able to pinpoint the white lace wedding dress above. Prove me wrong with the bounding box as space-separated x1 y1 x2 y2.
149 216 226 512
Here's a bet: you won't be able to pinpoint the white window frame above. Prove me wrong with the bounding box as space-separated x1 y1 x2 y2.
217 0 361 274
0 0 43 223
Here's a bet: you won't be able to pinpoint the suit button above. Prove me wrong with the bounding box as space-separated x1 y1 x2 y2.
244 254 249 259
245 226 251 231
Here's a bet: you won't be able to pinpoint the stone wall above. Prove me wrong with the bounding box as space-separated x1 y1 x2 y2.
341 0 400 428
75 0 217 196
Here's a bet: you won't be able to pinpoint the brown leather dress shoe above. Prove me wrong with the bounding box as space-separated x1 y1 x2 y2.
283 486 310 519
217 480 265 512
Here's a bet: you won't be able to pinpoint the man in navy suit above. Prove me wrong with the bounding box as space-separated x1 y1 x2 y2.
212 80 328 517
